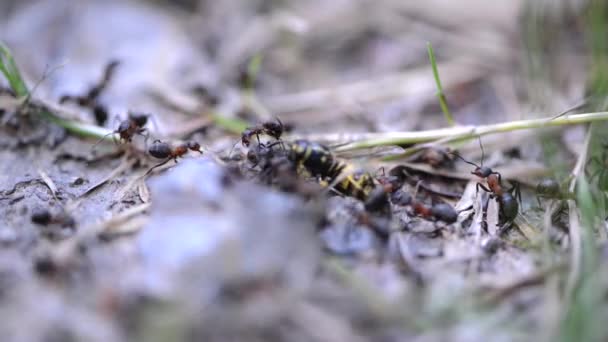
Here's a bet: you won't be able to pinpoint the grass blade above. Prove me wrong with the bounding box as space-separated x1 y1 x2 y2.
427 42 455 126
0 42 28 97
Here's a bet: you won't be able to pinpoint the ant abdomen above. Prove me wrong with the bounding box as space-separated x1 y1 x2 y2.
498 193 518 223
148 141 172 159
430 203 458 224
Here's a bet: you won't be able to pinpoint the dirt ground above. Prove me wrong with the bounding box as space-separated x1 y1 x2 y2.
1 1 607 341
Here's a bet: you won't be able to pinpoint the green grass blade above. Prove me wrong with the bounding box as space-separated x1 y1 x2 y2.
427 42 455 126
0 42 29 97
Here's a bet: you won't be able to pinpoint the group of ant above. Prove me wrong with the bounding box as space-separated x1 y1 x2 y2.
76 61 522 230
58 60 204 173
237 118 532 231
237 118 468 225
91 102 526 232
92 111 203 173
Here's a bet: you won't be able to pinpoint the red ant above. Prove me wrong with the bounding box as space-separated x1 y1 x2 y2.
149 140 203 161
146 140 203 175
368 169 458 223
451 139 520 225
412 201 458 224
92 112 150 148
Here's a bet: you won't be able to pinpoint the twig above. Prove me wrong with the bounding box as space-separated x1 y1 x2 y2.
563 128 592 306
38 169 58 200
331 112 608 152
79 156 134 197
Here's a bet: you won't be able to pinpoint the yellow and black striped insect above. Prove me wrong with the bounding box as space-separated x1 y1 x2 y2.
334 169 377 201
288 140 346 181
286 140 379 201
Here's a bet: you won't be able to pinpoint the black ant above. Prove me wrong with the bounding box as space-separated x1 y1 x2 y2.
535 177 575 206
60 60 120 126
245 141 323 197
31 207 75 228
92 112 150 149
241 118 285 147
451 140 519 225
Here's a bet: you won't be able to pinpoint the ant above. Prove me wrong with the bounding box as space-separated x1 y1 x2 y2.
31 207 75 228
413 201 459 224
60 60 120 126
241 117 285 147
535 177 575 206
451 139 520 225
245 141 323 197
92 112 150 149
146 139 203 175
382 180 458 223
148 140 203 162
409 146 456 169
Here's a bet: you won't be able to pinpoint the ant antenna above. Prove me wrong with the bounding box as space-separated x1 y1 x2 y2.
477 136 485 167
22 61 67 106
227 140 242 159
145 158 172 176
550 97 590 121
91 131 117 150
449 151 480 169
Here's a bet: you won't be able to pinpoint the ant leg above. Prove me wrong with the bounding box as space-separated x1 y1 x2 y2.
481 193 490 233
413 180 423 198
145 158 172 176
91 131 116 150
375 167 386 178
536 195 544 208
228 140 242 159
476 182 492 195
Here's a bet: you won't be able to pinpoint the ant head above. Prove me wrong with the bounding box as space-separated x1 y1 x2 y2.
472 166 493 178
129 112 149 127
241 133 251 147
262 118 284 138
117 119 131 133
187 141 202 153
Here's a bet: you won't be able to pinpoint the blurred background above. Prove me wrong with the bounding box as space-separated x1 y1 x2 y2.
1 0 607 341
